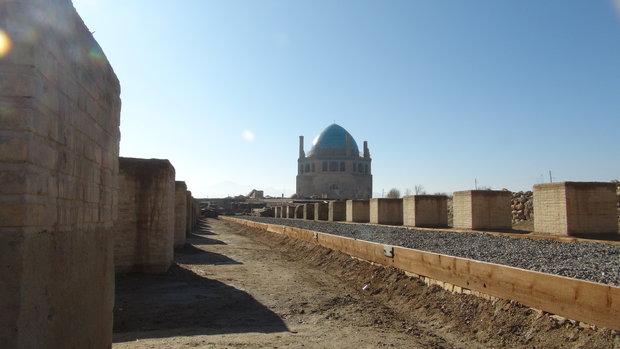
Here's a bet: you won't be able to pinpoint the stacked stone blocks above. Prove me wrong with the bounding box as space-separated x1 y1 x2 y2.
369 198 403 225
115 158 175 274
328 201 346 221
303 203 315 220
0 1 120 347
314 202 329 221
453 190 512 230
174 181 187 249
295 205 303 219
346 200 370 223
403 195 448 227
533 182 618 235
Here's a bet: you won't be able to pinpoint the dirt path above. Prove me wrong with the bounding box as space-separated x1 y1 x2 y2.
113 218 618 349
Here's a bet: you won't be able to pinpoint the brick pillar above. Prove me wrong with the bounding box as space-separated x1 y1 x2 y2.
174 181 187 249
0 1 120 346
115 158 175 273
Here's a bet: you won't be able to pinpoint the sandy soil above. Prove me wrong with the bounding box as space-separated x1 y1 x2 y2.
113 218 619 349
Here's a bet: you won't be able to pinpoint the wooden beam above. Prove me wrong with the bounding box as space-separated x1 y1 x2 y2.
221 217 620 330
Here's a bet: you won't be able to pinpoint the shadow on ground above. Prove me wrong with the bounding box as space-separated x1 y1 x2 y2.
175 244 241 265
188 234 227 246
113 264 288 342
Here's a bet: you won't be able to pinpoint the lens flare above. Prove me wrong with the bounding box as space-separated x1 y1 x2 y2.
0 30 12 58
89 47 107 66
242 130 255 141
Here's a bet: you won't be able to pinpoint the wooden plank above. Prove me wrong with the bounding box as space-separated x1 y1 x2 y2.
317 233 395 267
393 247 620 329
224 218 620 330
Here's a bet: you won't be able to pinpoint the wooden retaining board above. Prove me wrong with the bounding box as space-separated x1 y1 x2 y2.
222 217 620 330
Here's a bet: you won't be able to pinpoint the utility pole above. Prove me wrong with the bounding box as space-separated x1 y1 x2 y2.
549 170 553 183
474 178 478 190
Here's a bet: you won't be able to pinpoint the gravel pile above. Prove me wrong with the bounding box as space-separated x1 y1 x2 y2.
236 216 620 286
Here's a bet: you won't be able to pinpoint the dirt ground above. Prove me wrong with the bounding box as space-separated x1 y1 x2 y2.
113 218 619 349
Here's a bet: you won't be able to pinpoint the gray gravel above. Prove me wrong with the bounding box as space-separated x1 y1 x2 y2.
236 216 620 286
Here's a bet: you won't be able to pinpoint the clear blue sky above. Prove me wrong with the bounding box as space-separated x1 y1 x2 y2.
73 0 620 198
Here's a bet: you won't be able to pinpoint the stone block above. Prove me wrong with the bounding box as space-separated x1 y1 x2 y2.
303 203 315 220
314 202 329 221
328 201 346 221
286 205 295 218
174 181 187 249
114 158 175 274
294 205 304 219
533 182 618 235
403 195 448 227
0 1 120 346
453 190 512 230
369 198 403 225
346 200 370 223
185 190 193 234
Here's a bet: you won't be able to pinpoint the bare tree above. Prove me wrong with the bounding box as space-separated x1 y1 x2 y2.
414 184 426 195
386 188 401 198
404 188 412 196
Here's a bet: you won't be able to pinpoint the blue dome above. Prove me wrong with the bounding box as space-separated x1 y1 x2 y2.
307 124 359 157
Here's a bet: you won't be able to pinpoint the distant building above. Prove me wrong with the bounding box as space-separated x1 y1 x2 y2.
296 123 372 199
247 189 264 199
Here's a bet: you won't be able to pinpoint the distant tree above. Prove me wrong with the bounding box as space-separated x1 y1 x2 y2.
386 188 401 198
404 188 412 196
414 184 426 195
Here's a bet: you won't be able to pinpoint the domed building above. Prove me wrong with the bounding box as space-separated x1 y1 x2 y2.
296 124 372 199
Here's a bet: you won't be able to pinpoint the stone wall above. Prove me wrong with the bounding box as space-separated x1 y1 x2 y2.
115 158 175 273
174 181 187 249
511 191 533 223
0 1 120 347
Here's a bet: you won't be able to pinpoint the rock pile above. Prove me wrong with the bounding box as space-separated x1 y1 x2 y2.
511 191 533 223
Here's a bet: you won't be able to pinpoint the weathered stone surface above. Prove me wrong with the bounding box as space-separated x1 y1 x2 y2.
0 1 120 347
174 181 187 249
115 158 175 274
303 203 315 220
453 190 512 230
186 190 193 234
286 205 296 219
328 201 346 221
534 182 618 235
346 200 370 223
403 195 448 227
369 198 403 225
314 202 329 221
294 205 304 219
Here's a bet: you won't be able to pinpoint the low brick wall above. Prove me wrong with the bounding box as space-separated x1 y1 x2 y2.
115 158 175 274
